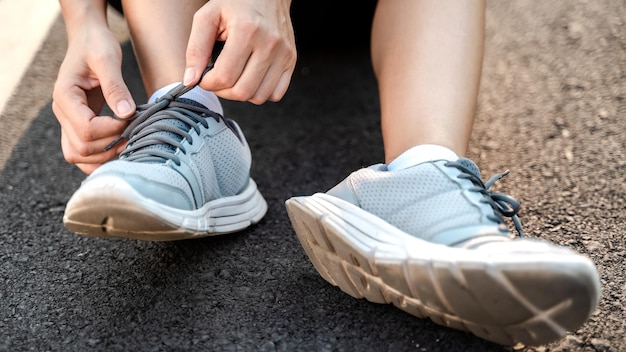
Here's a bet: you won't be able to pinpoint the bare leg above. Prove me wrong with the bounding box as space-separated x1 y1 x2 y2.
371 0 485 163
120 0 207 97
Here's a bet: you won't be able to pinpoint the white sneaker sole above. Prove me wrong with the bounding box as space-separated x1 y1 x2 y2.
285 193 600 346
63 176 267 241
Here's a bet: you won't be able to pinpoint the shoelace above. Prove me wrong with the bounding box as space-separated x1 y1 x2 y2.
445 160 524 237
104 66 220 165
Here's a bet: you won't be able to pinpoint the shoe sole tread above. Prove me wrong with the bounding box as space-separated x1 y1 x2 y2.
285 193 600 346
63 177 267 241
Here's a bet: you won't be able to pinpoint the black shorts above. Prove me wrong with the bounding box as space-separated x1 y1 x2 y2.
107 0 123 14
105 0 377 50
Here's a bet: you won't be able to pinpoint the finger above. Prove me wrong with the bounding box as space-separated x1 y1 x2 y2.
60 125 126 161
53 100 128 143
94 57 136 118
52 85 96 127
198 29 255 93
214 51 267 102
54 101 126 160
248 59 295 104
269 69 293 102
211 48 295 103
184 7 219 86
88 115 129 139
269 68 294 102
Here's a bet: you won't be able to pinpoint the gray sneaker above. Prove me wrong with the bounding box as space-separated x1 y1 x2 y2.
63 83 267 241
285 158 600 346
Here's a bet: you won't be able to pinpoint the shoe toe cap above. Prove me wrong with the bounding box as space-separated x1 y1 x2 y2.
85 161 196 210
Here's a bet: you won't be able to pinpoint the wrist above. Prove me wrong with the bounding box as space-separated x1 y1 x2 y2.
59 0 109 42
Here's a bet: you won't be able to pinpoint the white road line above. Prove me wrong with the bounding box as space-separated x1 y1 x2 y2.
0 0 61 115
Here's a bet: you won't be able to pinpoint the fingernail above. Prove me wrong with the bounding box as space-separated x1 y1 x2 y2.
116 100 132 117
183 67 196 86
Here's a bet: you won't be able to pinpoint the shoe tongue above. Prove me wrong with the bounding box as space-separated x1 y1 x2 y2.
456 157 481 178
130 98 207 162
175 97 208 110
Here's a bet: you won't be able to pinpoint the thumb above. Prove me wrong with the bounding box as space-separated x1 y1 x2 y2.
183 6 219 86
97 60 136 119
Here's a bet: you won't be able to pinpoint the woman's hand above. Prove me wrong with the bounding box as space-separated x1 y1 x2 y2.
53 1 135 174
183 0 297 105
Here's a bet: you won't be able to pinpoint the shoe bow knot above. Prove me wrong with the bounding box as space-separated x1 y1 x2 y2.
446 161 524 237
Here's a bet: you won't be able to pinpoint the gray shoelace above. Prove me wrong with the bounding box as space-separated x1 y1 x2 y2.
446 160 524 237
104 66 219 165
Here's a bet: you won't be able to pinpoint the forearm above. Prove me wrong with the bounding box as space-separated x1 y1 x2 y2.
59 0 109 42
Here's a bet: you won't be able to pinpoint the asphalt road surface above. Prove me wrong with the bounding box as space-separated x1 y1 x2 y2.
1 1 624 351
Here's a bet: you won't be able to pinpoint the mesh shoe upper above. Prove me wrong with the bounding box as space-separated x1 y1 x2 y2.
326 158 521 246
85 86 252 211
286 157 601 346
